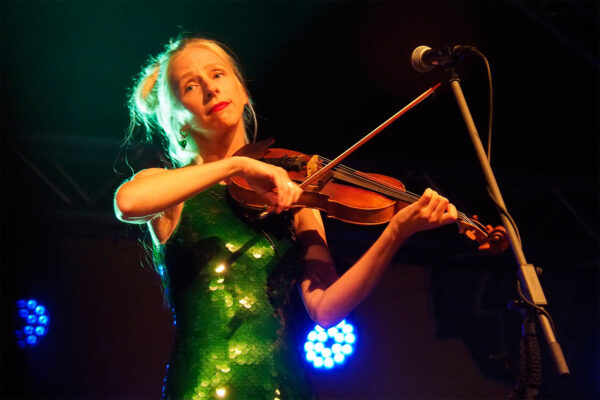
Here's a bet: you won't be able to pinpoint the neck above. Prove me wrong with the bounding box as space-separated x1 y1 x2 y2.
193 121 247 163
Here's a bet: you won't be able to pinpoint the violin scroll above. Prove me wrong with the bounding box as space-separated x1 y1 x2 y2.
458 214 508 253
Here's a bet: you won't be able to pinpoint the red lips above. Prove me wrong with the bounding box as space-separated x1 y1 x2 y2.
209 102 229 114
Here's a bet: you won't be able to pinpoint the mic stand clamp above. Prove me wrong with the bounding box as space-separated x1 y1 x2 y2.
443 66 570 398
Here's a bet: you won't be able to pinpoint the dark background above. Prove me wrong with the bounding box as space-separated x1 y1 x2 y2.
1 1 598 399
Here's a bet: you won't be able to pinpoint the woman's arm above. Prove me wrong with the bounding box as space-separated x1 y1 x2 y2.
115 159 239 223
114 156 303 223
296 188 457 328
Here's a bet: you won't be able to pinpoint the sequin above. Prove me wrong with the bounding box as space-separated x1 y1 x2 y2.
225 243 236 252
215 264 226 273
158 185 314 399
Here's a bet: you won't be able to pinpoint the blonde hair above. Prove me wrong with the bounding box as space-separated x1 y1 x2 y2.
126 36 257 167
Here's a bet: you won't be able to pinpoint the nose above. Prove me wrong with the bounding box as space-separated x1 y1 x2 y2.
203 80 219 101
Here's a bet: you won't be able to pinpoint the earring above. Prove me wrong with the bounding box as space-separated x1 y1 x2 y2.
179 127 188 148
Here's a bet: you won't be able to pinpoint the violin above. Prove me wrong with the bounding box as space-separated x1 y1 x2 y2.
229 143 508 254
229 83 507 253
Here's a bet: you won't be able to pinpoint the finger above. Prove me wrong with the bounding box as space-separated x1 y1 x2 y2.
262 192 278 208
277 167 300 208
417 188 433 206
279 175 296 212
431 196 449 220
441 203 458 224
290 181 302 204
282 181 302 212
423 190 441 214
281 180 293 208
281 179 294 208
413 188 433 214
270 169 287 213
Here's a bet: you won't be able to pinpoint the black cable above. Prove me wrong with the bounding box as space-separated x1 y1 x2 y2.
469 47 494 163
516 279 557 334
469 47 523 249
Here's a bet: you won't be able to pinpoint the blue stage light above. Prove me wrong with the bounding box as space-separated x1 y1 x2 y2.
331 343 342 354
314 342 324 353
303 319 357 370
324 357 334 368
313 356 324 368
15 299 50 348
345 333 356 344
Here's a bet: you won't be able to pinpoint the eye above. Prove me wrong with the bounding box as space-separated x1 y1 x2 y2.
184 83 198 93
213 71 224 79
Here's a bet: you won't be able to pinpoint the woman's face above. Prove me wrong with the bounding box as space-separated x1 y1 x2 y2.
170 45 248 137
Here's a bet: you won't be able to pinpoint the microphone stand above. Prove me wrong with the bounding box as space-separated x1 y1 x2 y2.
443 66 570 399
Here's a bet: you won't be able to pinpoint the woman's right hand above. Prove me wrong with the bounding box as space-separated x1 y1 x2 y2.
234 156 303 214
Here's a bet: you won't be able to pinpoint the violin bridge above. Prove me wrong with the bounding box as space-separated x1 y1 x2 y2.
305 154 333 190
306 155 320 177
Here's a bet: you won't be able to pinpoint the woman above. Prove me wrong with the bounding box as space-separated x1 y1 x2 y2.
115 35 457 399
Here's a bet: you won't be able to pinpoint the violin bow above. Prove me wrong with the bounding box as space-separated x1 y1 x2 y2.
299 82 442 189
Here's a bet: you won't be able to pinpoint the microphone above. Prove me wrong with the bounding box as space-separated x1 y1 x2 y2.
411 45 473 73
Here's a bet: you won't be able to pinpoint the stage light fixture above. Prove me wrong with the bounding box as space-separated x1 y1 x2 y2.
303 319 356 370
15 299 50 348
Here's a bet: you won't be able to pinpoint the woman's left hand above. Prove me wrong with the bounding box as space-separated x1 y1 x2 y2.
390 188 458 238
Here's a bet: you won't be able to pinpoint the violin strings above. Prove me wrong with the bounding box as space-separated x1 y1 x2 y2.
315 156 485 230
317 156 422 202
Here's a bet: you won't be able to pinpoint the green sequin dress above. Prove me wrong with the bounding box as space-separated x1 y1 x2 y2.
155 184 315 400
